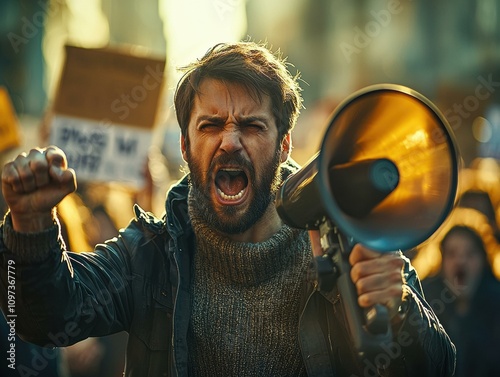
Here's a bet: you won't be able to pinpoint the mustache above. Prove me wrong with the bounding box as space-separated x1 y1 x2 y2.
208 154 255 178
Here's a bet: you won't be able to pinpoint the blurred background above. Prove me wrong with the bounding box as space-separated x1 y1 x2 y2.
3 0 500 227
1 1 500 376
2 0 500 172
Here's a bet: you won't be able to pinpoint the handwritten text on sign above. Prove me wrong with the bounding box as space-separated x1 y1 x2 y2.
50 115 152 188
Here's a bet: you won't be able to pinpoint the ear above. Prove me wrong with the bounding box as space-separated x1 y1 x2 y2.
280 133 291 163
180 134 188 162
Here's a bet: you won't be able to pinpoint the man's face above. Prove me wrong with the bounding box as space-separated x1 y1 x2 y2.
441 231 485 297
182 78 289 234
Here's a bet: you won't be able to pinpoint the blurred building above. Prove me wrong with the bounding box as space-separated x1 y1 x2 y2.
2 0 500 166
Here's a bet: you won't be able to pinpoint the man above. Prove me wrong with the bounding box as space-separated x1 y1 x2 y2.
0 42 454 376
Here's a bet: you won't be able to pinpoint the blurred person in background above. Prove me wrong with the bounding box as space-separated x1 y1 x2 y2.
419 207 500 377
459 189 500 241
0 41 455 376
458 158 500 243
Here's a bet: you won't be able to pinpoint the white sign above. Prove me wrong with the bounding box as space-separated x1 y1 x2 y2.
50 115 152 188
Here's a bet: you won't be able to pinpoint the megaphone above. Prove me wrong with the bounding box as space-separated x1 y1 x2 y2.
275 83 460 362
276 83 459 251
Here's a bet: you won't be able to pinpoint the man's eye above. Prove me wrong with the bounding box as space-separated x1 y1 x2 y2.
199 123 218 130
246 124 263 131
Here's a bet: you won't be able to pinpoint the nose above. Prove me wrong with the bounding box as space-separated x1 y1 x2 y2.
220 126 243 154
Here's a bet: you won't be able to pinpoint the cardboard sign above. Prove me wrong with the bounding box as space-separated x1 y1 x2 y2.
50 115 152 187
50 45 166 187
0 87 22 153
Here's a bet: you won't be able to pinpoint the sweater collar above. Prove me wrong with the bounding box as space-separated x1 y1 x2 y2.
189 196 309 286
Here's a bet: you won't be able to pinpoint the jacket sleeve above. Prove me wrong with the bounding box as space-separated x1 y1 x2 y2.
385 255 456 377
0 212 136 347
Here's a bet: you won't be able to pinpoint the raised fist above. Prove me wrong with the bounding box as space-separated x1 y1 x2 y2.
1 146 76 232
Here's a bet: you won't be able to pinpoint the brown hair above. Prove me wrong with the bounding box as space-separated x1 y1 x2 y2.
174 41 303 143
440 225 488 258
440 225 496 279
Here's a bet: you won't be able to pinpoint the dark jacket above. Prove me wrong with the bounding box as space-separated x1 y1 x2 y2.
422 273 500 377
0 175 455 376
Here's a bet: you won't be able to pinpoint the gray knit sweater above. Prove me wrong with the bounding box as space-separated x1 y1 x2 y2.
187 201 311 377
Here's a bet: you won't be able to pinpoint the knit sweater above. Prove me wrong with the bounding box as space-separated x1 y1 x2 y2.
187 201 312 377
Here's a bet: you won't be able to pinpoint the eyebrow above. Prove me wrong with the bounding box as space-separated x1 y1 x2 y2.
238 115 270 125
194 114 271 126
195 115 225 124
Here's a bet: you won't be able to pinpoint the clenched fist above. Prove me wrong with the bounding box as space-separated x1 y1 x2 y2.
1 146 76 232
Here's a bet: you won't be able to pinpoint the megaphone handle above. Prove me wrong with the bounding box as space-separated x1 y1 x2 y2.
328 228 392 358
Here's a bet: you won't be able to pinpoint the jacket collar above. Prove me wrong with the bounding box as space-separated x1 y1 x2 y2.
165 175 191 239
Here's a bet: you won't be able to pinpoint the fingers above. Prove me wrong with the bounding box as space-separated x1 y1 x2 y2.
27 148 51 188
350 245 403 281
349 243 383 265
2 147 77 231
349 244 404 310
354 270 403 308
3 148 48 193
46 146 66 175
2 146 74 193
2 147 76 201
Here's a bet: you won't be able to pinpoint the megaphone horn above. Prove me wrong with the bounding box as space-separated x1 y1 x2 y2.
276 83 460 252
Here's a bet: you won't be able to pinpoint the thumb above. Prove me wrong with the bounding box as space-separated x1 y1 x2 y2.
44 146 77 190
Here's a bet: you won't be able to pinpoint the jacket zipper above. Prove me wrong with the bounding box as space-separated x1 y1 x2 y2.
171 240 182 377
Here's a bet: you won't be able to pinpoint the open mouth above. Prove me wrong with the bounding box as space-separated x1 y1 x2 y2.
215 168 249 202
454 269 467 287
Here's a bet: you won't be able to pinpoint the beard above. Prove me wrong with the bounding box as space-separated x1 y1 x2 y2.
186 148 282 235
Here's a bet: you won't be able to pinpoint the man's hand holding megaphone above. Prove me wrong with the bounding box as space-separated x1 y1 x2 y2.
309 230 405 321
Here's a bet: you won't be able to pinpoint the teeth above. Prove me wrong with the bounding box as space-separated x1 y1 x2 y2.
217 188 245 201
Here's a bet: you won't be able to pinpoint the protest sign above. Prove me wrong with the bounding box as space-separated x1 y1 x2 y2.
0 87 22 153
49 45 166 188
50 115 153 187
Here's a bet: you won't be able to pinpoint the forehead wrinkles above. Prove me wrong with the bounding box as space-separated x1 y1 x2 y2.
194 79 267 120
